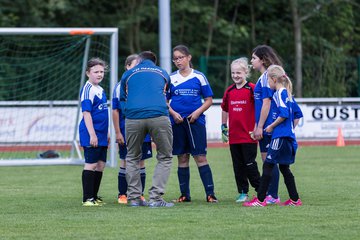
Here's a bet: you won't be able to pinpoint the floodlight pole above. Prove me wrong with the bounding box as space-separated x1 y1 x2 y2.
159 0 172 73
109 29 119 168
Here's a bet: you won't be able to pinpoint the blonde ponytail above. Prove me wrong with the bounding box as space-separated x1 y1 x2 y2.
282 74 293 100
267 65 293 101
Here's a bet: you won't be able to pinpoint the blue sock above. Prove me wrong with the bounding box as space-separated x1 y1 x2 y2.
177 167 190 198
118 167 127 196
267 164 279 199
198 165 215 196
140 167 146 195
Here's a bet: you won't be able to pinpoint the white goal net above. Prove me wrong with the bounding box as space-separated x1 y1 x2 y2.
0 28 118 167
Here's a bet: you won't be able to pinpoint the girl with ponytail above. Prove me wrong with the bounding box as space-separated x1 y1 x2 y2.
243 65 303 207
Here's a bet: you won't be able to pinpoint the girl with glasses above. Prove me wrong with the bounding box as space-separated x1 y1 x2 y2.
167 44 218 203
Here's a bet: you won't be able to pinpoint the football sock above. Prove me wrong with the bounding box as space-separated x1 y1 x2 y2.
140 167 146 195
257 162 275 202
279 164 299 201
177 167 190 198
82 170 95 202
267 164 279 199
93 171 103 199
118 167 127 196
198 164 215 196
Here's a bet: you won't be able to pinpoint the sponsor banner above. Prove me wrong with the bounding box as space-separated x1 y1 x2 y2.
205 104 360 141
0 108 78 142
1 103 360 143
294 104 360 139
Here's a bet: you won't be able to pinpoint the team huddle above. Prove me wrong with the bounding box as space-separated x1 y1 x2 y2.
79 44 303 208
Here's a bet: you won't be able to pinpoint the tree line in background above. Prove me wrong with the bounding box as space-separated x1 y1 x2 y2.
0 0 359 98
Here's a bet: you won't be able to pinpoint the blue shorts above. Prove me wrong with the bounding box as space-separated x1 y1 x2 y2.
259 134 272 153
118 142 152 160
84 146 107 164
172 120 207 156
265 137 297 165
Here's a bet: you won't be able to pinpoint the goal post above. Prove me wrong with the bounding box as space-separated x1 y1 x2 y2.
0 28 118 167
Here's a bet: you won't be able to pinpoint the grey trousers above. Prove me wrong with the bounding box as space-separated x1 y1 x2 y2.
125 116 173 201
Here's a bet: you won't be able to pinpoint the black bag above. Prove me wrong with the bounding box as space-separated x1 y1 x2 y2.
37 150 60 159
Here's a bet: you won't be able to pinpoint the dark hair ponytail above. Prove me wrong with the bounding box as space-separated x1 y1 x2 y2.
252 45 282 68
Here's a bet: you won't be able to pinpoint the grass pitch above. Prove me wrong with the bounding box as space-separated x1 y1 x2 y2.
0 146 359 239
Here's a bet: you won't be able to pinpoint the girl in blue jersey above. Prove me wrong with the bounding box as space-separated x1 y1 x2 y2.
244 65 303 207
112 54 152 204
251 45 283 204
79 58 109 206
167 45 218 203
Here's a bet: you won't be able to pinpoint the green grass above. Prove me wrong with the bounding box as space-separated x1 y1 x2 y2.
0 146 359 240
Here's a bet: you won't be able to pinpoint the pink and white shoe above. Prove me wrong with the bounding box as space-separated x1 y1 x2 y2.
280 198 302 206
243 197 267 207
265 195 280 205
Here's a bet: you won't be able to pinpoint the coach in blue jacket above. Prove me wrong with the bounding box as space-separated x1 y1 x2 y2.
120 51 174 207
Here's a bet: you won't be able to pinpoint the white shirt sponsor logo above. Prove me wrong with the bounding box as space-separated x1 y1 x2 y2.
232 107 243 112
174 89 199 96
98 103 108 110
231 100 247 105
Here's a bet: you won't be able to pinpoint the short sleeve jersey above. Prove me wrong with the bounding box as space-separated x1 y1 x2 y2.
271 88 297 140
272 97 303 123
254 71 276 135
292 98 303 120
79 81 109 147
112 82 125 130
221 82 257 144
167 69 213 125
112 81 150 142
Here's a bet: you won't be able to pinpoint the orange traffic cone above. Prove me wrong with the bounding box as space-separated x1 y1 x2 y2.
336 127 345 147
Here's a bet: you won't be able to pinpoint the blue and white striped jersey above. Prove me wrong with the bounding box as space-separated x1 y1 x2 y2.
254 71 277 134
166 69 213 125
271 88 297 140
112 82 125 130
79 81 109 147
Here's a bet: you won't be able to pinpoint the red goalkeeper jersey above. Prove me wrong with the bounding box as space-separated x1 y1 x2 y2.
221 82 257 144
